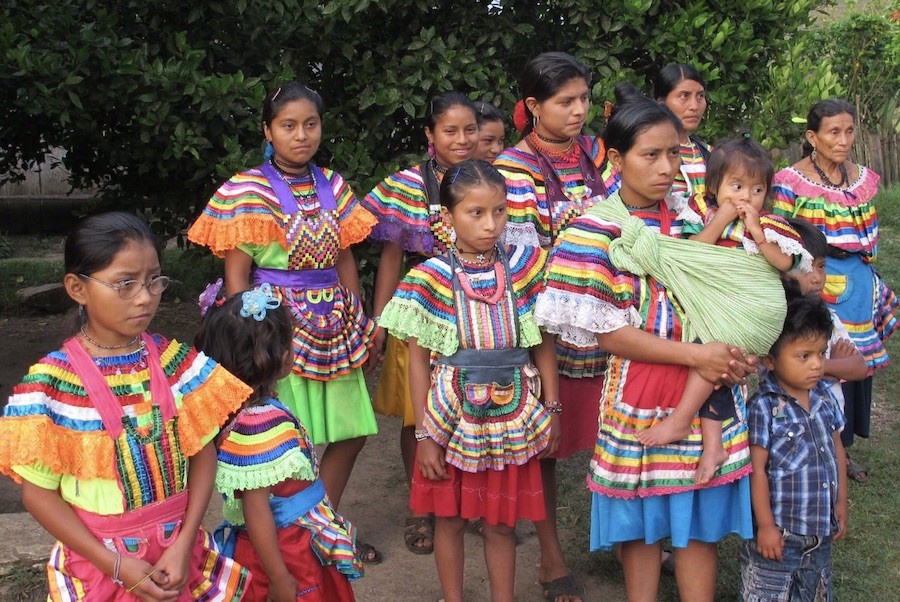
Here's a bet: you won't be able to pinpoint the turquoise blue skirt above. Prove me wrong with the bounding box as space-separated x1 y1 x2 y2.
589 476 752 551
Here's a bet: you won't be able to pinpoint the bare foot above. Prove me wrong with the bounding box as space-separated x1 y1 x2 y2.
636 417 691 447
694 444 729 485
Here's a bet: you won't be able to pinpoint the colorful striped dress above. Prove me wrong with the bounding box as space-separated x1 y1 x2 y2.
772 166 897 371
672 137 710 198
216 400 360 601
379 245 552 526
534 196 752 551
188 163 379 445
495 135 612 457
0 335 251 601
362 162 453 426
772 164 898 447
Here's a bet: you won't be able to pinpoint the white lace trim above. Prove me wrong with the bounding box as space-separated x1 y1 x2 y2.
742 230 814 273
502 222 542 247
535 291 631 346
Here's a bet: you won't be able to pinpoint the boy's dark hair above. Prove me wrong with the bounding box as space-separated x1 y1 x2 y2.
785 217 828 260
195 291 294 405
706 137 774 205
769 295 833 357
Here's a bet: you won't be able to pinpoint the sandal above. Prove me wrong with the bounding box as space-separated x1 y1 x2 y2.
403 515 435 555
356 539 383 564
846 452 868 483
540 574 584 602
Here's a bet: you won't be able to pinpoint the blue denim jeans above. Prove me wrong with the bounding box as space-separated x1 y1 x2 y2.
739 529 833 601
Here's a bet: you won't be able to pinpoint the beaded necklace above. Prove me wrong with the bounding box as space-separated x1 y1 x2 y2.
810 153 849 189
527 131 576 158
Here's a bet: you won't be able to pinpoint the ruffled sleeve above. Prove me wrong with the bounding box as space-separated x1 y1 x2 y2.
379 257 459 356
742 213 813 272
507 245 548 348
362 165 438 253
495 149 549 247
216 404 316 498
534 206 636 348
187 168 288 258
321 167 377 248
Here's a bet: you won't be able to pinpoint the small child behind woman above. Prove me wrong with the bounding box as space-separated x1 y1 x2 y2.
741 294 848 601
197 284 361 601
637 138 813 484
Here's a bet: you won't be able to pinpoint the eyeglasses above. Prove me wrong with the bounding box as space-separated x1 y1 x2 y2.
79 274 172 299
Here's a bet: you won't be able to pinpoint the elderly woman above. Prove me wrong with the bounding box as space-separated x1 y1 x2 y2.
772 98 898 482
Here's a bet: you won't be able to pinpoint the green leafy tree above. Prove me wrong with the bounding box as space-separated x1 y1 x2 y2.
1 0 836 240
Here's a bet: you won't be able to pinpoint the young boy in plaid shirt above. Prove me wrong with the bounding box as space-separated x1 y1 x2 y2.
741 295 849 601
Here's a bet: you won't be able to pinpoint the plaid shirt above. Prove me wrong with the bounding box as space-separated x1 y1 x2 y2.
748 371 845 536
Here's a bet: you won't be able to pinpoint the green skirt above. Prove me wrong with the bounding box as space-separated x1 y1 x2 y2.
277 368 378 444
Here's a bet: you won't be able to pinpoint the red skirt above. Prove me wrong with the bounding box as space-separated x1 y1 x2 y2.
549 375 604 459
409 452 545 527
233 525 355 601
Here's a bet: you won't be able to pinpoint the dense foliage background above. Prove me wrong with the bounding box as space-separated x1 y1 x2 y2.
1 0 844 239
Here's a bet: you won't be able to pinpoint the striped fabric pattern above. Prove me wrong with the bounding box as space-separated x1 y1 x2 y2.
362 164 454 255
217 404 317 523
380 245 547 357
0 337 249 487
188 165 373 257
535 200 751 497
772 166 880 260
216 402 361 581
495 135 608 247
682 193 813 271
672 139 708 198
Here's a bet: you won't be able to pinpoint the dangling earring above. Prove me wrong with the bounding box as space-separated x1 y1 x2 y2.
78 304 86 325
264 141 274 161
428 142 436 158
533 114 540 130
810 147 817 162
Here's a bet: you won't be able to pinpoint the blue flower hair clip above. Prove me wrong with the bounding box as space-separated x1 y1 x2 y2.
240 283 282 321
198 278 224 317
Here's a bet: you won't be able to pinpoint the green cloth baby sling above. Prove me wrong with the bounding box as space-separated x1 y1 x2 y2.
594 195 786 355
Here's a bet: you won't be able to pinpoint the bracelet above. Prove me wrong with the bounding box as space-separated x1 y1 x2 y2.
127 569 157 594
371 315 380 324
414 429 431 442
543 401 563 414
111 551 123 587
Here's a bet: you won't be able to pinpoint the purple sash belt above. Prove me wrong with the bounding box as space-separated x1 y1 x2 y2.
253 267 339 315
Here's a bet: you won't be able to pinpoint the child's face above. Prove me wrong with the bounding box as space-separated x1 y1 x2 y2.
716 167 767 212
441 184 507 254
763 334 828 400
264 98 322 166
426 104 478 167
66 239 162 347
787 257 826 296
474 120 506 164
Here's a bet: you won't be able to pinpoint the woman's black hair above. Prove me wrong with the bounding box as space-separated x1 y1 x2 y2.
262 81 324 128
440 159 506 210
603 82 683 156
424 91 476 131
195 292 294 405
475 101 504 126
519 52 591 135
654 63 706 101
801 98 857 157
65 211 162 276
769 294 833 357
785 217 828 261
706 137 775 205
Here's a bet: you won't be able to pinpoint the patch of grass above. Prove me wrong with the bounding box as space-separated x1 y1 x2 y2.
0 258 64 315
161 246 224 304
555 185 900 600
0 564 46 601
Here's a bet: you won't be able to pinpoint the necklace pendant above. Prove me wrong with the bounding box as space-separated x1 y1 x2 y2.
476 252 486 264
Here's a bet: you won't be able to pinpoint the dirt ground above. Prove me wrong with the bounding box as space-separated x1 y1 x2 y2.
0 302 624 601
